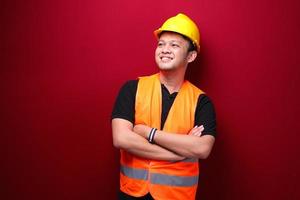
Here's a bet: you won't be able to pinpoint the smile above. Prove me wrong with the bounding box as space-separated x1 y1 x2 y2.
160 56 173 61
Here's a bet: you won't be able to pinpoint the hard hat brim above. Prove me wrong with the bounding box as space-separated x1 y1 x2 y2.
153 29 200 52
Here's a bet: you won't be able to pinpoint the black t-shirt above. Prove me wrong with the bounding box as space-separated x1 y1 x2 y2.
112 80 217 137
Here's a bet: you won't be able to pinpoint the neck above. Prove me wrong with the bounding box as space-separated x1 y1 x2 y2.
159 70 185 93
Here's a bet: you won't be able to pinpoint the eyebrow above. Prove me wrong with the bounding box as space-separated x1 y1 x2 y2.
158 39 181 43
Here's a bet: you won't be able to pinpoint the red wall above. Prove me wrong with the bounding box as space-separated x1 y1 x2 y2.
2 0 300 199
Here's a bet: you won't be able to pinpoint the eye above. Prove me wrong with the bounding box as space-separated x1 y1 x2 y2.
171 43 180 48
157 42 164 47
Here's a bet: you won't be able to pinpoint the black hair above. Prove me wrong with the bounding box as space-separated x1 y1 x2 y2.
181 34 197 52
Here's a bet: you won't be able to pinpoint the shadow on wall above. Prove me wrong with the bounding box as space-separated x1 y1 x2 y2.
185 50 205 87
196 122 233 200
185 36 212 88
185 43 234 199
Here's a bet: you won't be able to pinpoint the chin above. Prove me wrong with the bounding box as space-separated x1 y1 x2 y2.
157 63 174 70
158 66 173 71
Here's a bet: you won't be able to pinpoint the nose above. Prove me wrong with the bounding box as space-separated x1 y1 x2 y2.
161 44 171 54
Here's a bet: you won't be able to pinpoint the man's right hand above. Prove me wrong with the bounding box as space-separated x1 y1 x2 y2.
188 125 204 137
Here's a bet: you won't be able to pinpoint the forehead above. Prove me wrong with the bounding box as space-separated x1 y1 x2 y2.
158 32 187 43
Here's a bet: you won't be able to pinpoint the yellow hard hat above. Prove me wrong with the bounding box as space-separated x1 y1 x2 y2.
154 13 200 52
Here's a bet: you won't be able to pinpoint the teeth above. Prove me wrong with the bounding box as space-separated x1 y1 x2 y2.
161 57 170 61
161 57 172 61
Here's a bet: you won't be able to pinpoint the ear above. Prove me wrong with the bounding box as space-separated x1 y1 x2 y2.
187 50 198 63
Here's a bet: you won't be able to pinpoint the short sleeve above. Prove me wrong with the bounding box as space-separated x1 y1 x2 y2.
111 80 138 124
195 94 217 137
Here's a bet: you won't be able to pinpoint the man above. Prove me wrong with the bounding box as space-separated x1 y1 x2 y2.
112 13 216 200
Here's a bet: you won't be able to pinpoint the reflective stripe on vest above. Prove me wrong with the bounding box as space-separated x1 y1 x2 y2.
120 165 148 180
121 165 198 187
151 173 199 187
120 73 204 200
181 158 198 163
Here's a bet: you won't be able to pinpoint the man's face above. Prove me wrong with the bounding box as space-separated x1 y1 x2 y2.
155 32 191 71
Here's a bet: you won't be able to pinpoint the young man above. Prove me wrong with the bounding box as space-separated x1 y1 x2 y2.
112 13 216 200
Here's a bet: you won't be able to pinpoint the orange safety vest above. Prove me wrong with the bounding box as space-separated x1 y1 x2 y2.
120 73 204 200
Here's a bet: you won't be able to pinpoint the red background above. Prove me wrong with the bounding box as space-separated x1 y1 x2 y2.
2 0 300 199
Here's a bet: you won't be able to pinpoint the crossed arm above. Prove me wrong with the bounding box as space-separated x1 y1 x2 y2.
112 118 215 161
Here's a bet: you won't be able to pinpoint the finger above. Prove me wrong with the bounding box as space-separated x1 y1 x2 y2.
188 126 198 135
191 126 201 134
194 132 201 137
195 129 203 136
192 130 201 136
198 126 204 132
194 125 204 136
